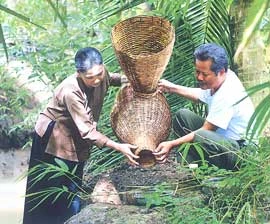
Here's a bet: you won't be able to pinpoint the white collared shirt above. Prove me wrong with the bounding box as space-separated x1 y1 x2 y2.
197 69 254 140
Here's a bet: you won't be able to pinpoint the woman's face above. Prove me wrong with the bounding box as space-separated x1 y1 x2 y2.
78 64 105 88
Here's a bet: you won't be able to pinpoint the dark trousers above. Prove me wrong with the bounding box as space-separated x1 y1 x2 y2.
173 109 240 170
23 121 84 224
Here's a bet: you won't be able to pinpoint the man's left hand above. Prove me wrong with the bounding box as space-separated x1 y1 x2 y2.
153 141 174 163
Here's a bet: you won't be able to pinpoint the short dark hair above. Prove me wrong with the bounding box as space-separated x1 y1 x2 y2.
75 47 103 73
194 43 228 75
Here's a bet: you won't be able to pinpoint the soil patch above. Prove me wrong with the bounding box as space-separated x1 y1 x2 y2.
68 155 197 224
0 147 30 180
83 153 195 206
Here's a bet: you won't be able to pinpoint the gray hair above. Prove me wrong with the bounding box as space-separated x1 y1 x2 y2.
75 47 103 73
194 43 228 75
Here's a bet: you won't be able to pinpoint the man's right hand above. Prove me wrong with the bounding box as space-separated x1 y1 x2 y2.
157 79 176 93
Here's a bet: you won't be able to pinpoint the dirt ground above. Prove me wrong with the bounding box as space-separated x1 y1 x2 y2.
83 152 194 206
0 147 194 224
68 154 196 224
0 147 30 180
0 146 192 199
0 147 30 224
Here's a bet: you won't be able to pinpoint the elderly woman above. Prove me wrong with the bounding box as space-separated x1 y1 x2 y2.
23 47 139 224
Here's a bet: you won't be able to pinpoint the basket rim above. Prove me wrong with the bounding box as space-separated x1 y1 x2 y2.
111 15 175 59
111 15 173 27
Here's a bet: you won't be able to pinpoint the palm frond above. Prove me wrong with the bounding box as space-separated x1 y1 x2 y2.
246 81 270 140
0 3 46 62
0 4 46 29
234 0 269 61
26 186 77 212
45 0 67 28
246 81 270 96
158 0 233 115
90 0 146 26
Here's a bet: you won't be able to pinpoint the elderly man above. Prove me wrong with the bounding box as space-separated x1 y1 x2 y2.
23 47 139 224
154 43 254 170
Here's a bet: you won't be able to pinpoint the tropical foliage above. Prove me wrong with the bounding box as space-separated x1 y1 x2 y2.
2 0 268 168
1 0 270 223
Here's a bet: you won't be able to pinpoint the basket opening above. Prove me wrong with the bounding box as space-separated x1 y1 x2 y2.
114 33 172 56
137 149 156 168
110 16 175 93
111 16 174 56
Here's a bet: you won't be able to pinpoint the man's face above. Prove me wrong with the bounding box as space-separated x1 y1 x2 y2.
195 59 223 90
78 64 105 88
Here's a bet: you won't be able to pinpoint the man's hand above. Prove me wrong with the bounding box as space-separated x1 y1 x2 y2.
153 141 174 163
157 79 176 93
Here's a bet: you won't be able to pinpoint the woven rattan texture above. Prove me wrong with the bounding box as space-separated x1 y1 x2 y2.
111 86 171 157
111 15 175 93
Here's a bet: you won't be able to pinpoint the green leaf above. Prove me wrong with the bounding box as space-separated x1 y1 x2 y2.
247 95 270 140
234 0 269 61
71 165 78 175
62 185 68 191
0 4 46 29
54 158 69 171
179 143 191 165
52 191 64 204
45 0 67 28
193 143 206 165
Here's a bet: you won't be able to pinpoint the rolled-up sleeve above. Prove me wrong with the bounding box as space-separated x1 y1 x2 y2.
63 89 110 148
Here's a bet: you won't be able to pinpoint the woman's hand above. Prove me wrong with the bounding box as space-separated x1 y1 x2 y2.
105 140 139 166
153 141 174 163
117 143 139 166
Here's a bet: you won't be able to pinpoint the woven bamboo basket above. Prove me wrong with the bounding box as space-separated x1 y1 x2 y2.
111 15 175 93
111 85 171 168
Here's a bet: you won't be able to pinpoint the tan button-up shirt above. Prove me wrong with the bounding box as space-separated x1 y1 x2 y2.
35 69 121 162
